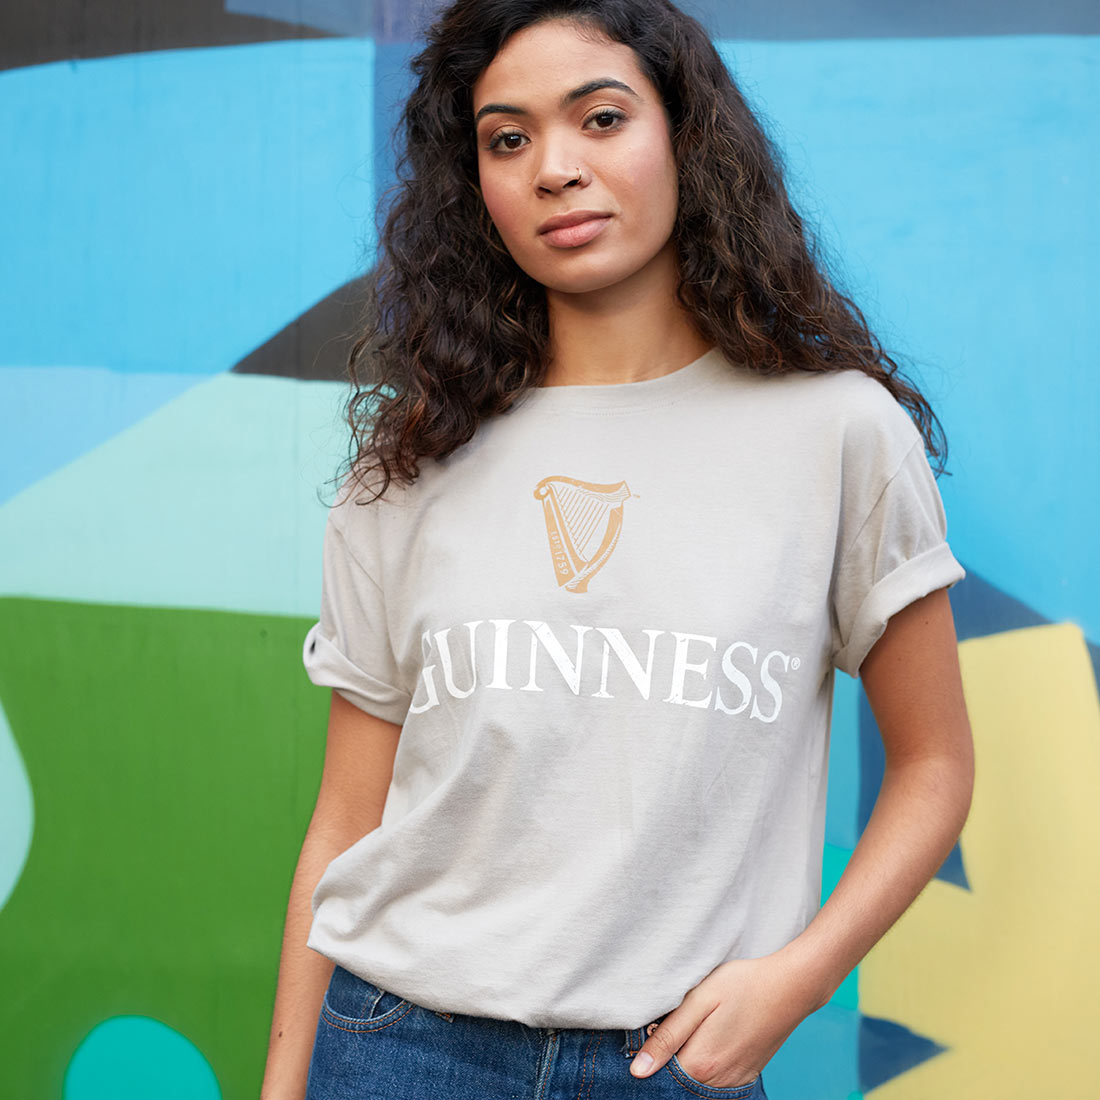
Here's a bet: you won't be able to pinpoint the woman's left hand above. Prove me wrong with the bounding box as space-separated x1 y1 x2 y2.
629 951 828 1089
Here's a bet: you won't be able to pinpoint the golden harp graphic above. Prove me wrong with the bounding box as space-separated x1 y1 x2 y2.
533 476 631 592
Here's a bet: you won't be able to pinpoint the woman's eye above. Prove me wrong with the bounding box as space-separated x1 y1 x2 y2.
584 109 627 131
487 130 528 152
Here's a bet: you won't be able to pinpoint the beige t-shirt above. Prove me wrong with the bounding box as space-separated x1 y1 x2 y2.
301 348 964 1028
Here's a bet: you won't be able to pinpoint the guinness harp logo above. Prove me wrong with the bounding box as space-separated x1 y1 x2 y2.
533 475 631 593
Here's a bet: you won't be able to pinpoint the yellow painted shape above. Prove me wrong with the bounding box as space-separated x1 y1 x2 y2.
860 623 1100 1098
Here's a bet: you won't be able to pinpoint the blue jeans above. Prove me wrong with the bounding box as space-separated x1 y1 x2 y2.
306 964 768 1099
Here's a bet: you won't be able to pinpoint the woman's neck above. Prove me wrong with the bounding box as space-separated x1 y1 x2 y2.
541 250 712 387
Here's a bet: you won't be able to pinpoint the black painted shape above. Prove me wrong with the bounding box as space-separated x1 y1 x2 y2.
231 275 370 381
859 1014 947 1093
225 0 440 43
0 0 332 73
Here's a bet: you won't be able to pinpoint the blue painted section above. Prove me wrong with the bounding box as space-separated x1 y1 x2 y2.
694 0 1100 40
0 374 344 617
936 841 971 891
374 40 420 224
0 367 197 505
768 1002 860 1100
0 39 373 375
718 34 1100 641
859 1014 947 1092
950 568 1051 641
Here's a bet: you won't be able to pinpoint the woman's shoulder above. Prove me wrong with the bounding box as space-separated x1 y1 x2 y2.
722 362 921 447
324 464 417 533
793 370 928 493
829 369 922 450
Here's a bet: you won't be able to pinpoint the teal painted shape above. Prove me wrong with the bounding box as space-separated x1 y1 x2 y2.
820 844 859 1011
825 671 861 850
0 373 347 616
64 1016 221 1100
0 695 33 911
766 1002 861 1100
0 38 373 374
717 35 1100 640
0 367 197 505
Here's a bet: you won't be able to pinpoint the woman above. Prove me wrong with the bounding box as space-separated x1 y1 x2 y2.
261 1 974 1097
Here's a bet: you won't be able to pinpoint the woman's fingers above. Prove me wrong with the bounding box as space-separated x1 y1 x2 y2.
629 956 806 1088
629 993 715 1078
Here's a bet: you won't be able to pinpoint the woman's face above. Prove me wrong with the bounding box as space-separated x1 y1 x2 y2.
472 19 680 299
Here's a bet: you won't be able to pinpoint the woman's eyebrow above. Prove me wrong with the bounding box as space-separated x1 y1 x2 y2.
473 78 640 126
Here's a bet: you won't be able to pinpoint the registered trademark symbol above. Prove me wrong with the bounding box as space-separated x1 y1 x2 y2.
791 657 801 670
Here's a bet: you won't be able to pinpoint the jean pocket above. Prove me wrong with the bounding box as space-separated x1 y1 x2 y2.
666 1054 762 1098
320 964 415 1033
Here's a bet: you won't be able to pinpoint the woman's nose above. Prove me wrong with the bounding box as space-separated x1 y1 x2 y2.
535 147 588 194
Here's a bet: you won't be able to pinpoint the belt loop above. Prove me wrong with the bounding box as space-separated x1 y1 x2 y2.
622 1025 647 1055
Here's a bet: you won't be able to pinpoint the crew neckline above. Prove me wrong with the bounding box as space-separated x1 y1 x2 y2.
515 346 730 414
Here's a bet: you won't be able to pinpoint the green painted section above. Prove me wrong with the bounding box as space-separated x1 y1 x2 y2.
0 597 327 1099
0 693 34 908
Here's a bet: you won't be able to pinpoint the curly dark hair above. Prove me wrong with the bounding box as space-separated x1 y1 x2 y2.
336 0 946 501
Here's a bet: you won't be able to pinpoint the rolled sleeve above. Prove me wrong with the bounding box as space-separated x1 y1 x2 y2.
302 513 412 726
832 439 965 678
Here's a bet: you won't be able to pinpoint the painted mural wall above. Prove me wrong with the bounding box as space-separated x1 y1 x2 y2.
1 1 1097 1096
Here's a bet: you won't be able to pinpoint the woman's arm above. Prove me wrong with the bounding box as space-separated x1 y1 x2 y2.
779 585 974 998
260 691 403 1100
629 586 974 1087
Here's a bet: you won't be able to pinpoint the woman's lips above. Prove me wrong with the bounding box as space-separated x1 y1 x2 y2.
540 215 612 248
